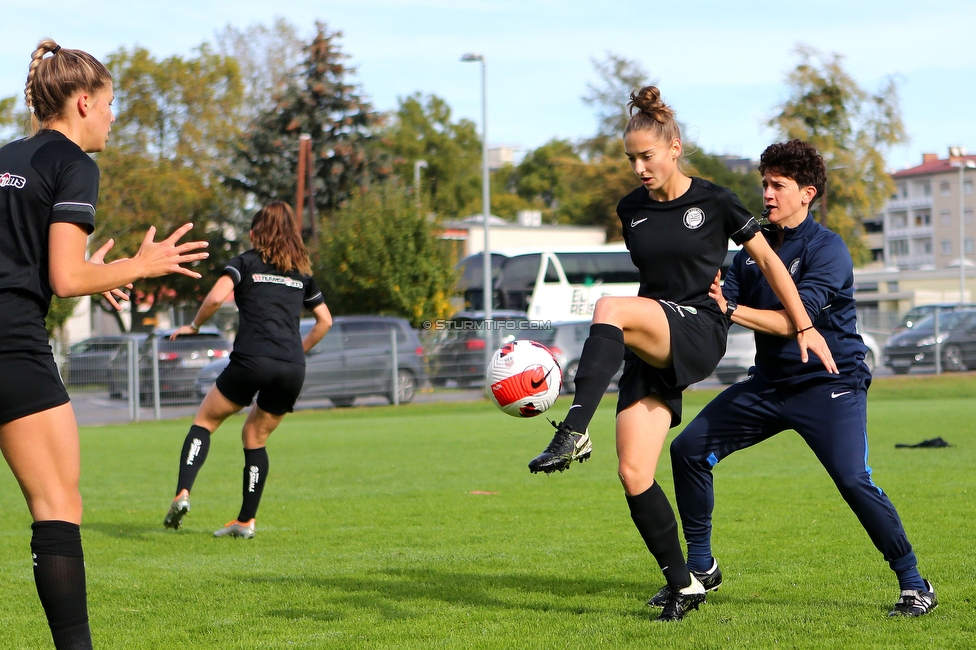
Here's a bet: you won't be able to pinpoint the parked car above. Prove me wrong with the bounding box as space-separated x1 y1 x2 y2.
894 303 976 332
714 324 882 384
196 316 427 406
108 328 231 402
427 310 528 387
63 336 130 384
884 309 976 373
513 320 623 393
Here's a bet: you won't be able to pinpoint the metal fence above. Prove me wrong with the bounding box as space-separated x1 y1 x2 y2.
59 329 493 426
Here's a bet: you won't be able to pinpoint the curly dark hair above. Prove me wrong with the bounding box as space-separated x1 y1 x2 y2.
758 139 826 202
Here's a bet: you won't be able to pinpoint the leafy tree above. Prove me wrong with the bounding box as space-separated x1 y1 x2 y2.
95 46 246 329
105 45 243 170
229 22 386 217
314 182 457 326
686 149 763 217
382 92 482 219
582 53 652 153
214 17 306 123
770 45 906 264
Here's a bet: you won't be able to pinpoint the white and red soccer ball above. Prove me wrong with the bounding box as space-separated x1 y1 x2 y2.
486 340 562 418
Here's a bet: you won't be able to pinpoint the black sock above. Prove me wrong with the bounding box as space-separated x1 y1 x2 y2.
176 425 211 495
31 521 92 650
237 447 269 522
626 483 691 590
562 323 625 433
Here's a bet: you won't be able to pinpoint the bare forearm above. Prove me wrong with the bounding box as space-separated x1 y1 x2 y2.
731 306 794 337
50 257 147 298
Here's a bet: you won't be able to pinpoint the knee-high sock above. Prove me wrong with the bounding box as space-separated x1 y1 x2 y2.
176 425 211 495
238 447 269 522
626 483 692 590
562 323 625 433
31 521 92 650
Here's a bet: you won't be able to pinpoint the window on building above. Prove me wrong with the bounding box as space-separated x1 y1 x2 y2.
966 209 974 224
966 180 974 195
942 240 952 255
890 211 908 228
920 181 932 197
967 239 975 255
941 210 952 227
941 181 952 196
898 183 908 199
890 239 909 257
917 238 932 254
914 210 931 226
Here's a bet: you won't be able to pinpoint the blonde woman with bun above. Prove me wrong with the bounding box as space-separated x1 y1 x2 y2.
0 39 208 649
526 86 836 621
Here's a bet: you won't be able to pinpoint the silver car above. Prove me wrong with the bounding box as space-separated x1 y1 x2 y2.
715 324 882 384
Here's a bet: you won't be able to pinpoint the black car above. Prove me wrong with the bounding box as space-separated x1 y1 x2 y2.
427 310 529 387
63 336 130 385
883 309 976 373
196 316 427 406
108 328 232 402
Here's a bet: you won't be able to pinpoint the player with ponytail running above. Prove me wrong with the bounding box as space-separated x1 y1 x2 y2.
163 201 331 539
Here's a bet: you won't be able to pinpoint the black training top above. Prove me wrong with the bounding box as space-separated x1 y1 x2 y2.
223 249 325 365
618 177 759 310
0 130 98 351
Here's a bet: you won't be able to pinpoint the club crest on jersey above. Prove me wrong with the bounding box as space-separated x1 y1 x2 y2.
0 173 27 189
252 273 304 288
683 207 705 230
789 258 801 275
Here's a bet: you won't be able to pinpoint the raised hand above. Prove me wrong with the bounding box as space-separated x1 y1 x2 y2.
135 223 209 279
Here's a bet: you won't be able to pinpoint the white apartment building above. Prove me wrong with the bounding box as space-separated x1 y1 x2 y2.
883 147 976 270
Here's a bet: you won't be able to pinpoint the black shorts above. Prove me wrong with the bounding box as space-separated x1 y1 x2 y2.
0 350 70 425
215 354 306 416
616 298 728 429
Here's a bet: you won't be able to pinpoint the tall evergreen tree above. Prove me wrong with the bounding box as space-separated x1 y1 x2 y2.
229 22 387 217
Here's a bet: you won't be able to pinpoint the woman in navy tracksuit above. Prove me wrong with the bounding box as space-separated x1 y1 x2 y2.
663 139 935 617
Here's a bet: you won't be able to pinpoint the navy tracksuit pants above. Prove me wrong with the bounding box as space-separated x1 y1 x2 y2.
671 371 918 575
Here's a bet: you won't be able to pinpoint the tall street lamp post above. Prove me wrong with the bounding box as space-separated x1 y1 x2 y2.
461 52 493 363
413 159 428 216
951 159 976 305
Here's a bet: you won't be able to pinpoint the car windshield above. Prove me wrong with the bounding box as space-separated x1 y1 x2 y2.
912 311 968 331
515 327 557 344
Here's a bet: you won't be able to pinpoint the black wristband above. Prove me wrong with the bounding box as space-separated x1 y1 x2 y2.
797 325 815 333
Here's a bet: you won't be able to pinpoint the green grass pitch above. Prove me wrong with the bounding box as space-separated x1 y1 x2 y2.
1 374 974 648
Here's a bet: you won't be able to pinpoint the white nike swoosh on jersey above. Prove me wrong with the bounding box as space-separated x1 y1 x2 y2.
831 391 851 399
631 217 648 227
745 258 756 265
569 404 582 410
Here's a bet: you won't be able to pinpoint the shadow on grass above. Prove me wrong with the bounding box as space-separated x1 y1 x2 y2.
84 521 163 540
254 567 649 621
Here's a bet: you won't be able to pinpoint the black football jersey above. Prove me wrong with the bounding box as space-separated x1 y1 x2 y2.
224 249 325 364
618 177 759 307
0 130 98 304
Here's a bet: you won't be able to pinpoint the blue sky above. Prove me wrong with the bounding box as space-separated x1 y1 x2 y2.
2 0 975 171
